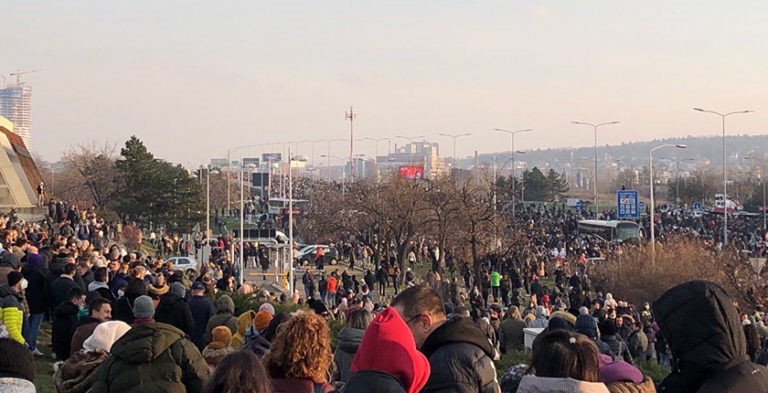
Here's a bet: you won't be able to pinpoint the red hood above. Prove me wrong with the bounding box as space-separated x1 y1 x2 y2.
351 307 430 393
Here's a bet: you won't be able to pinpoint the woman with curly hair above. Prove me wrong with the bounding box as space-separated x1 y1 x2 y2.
263 311 335 393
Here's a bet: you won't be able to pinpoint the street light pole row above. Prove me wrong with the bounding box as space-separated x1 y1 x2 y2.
493 128 533 219
571 121 620 214
649 144 687 260
694 108 753 246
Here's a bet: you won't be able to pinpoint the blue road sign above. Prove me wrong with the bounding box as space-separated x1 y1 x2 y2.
693 202 702 210
638 201 645 211
617 190 639 218
575 200 582 209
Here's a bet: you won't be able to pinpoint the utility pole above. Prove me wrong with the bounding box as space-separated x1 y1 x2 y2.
345 107 357 183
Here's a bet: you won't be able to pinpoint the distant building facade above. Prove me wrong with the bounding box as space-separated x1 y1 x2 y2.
0 85 32 150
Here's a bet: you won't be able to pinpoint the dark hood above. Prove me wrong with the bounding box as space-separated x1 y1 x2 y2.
110 322 185 364
54 301 80 318
337 327 365 353
421 316 495 359
574 315 598 339
653 281 747 391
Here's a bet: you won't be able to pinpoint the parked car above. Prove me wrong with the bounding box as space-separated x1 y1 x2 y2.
296 245 338 266
165 256 200 273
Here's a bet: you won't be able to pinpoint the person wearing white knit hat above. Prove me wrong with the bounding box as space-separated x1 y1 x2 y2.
54 321 132 393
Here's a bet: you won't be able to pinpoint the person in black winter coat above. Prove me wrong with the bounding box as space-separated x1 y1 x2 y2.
598 318 634 365
155 282 195 335
50 263 78 308
21 253 49 352
392 286 500 393
51 287 86 361
653 280 768 393
187 281 216 350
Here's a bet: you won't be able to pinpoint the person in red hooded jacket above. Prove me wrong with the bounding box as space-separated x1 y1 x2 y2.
344 306 431 393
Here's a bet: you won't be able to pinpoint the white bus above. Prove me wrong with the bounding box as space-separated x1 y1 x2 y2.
578 220 642 244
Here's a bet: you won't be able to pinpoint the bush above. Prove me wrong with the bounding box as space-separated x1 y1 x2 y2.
495 349 531 373
588 237 766 310
211 290 305 316
636 359 670 385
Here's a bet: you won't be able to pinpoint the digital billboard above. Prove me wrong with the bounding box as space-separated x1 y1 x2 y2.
398 165 424 180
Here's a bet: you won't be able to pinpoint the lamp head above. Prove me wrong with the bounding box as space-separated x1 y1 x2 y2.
675 144 687 149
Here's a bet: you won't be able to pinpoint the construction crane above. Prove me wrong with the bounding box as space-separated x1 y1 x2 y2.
9 69 42 85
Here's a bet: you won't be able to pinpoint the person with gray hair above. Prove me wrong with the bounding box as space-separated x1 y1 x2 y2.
334 308 373 383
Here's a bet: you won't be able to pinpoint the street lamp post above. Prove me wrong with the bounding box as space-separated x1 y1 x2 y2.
239 163 257 287
694 108 752 246
288 150 309 296
493 128 533 219
746 156 768 232
571 121 620 214
649 144 687 260
438 132 472 174
205 166 219 240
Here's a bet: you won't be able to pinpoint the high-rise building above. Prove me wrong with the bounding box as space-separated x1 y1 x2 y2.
0 84 32 150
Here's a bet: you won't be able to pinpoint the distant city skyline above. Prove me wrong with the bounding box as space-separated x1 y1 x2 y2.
2 1 767 164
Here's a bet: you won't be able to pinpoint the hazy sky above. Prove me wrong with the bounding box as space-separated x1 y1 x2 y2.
3 1 767 165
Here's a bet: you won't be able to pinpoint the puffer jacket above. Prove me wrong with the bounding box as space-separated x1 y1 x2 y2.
333 327 365 383
54 350 108 393
232 310 256 349
204 295 237 343
420 316 501 393
653 280 768 393
91 322 209 393
1 306 24 344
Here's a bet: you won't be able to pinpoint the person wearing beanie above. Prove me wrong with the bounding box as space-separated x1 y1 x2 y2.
187 281 216 351
253 310 273 333
91 320 209 393
202 326 234 372
204 295 237 344
258 302 275 316
0 271 26 345
130 295 155 326
597 353 656 393
232 310 256 350
155 282 195 336
0 338 35 393
54 321 131 393
345 307 430 393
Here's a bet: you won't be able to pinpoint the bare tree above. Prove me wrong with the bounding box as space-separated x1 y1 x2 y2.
63 141 120 210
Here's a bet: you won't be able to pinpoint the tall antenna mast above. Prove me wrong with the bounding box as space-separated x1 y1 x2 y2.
345 106 357 182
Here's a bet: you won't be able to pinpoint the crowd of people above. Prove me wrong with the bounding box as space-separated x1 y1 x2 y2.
0 196 767 393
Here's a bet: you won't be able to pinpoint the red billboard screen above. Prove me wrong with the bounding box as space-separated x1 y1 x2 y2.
398 165 424 180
